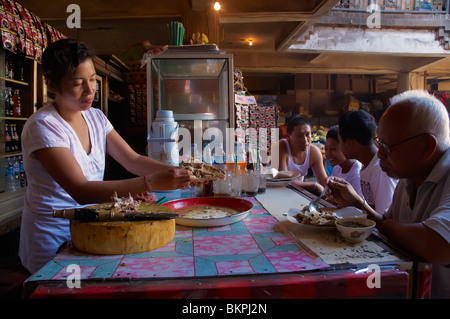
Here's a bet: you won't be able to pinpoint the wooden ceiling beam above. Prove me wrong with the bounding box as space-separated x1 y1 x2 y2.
219 13 310 24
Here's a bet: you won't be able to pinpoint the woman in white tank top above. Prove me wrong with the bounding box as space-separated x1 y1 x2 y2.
277 117 328 194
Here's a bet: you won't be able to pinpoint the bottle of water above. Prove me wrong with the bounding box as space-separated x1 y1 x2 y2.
19 156 26 188
12 156 20 190
236 143 247 174
213 143 225 165
5 157 16 192
203 143 212 165
192 143 201 163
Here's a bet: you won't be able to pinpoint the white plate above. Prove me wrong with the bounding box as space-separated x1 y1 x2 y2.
164 197 254 228
284 206 366 228
266 179 291 187
176 211 249 227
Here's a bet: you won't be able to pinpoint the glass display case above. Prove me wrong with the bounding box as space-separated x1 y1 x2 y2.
145 47 234 161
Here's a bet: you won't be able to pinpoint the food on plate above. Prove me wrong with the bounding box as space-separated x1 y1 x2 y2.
294 206 338 226
180 162 226 181
175 205 240 219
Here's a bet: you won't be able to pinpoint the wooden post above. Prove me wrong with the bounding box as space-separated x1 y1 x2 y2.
397 72 426 94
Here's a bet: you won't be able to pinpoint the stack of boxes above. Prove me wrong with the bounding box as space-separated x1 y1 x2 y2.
126 60 147 125
127 84 147 125
234 94 278 161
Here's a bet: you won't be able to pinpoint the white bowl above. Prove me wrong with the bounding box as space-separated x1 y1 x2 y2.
335 217 376 243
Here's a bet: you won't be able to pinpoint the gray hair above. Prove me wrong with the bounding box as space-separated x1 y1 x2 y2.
389 90 449 149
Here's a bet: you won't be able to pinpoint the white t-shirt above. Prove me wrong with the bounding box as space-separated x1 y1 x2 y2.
19 104 113 273
359 154 398 215
332 160 364 199
386 148 450 299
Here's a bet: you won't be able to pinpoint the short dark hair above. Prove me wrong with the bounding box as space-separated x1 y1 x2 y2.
42 39 94 98
326 125 339 141
286 116 311 135
338 110 376 145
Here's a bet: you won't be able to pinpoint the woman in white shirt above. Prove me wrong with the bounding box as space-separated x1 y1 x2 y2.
325 125 364 199
19 39 196 274
278 116 327 194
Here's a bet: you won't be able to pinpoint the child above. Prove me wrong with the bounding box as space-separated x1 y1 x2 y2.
325 125 364 199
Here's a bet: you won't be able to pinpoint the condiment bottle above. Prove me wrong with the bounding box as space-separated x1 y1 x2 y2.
12 89 22 117
5 123 11 152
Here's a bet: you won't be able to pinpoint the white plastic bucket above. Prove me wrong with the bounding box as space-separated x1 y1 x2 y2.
148 110 179 166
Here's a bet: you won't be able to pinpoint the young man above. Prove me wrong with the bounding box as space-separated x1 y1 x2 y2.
337 110 398 215
278 116 328 194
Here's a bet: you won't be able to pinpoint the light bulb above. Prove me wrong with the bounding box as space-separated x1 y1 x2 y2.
249 40 253 46
214 1 221 11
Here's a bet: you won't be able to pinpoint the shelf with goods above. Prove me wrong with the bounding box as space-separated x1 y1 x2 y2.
0 47 36 191
0 49 38 236
0 0 67 237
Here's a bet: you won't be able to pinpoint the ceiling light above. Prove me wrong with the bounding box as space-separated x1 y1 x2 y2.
249 40 253 46
214 2 221 11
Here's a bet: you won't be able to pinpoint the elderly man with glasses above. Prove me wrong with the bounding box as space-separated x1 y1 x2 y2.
328 90 450 299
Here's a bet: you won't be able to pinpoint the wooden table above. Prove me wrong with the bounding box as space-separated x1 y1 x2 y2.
23 186 412 299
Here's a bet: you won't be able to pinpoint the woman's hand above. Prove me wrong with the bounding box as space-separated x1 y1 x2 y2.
326 177 362 208
145 167 196 191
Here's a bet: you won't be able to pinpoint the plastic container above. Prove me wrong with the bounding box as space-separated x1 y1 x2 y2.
213 143 226 165
148 110 179 166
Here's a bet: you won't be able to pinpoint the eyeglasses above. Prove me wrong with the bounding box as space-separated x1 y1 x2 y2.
373 133 430 154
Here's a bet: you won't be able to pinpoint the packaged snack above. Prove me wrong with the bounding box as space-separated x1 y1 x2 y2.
1 29 16 52
24 38 33 58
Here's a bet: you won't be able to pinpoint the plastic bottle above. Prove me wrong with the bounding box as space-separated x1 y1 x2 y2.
192 143 201 163
236 143 248 174
9 124 17 151
9 124 15 151
12 156 20 190
0 85 5 117
225 144 247 175
19 156 26 188
213 143 225 165
5 158 16 192
12 124 19 151
6 87 13 116
5 123 11 152
5 58 10 79
203 143 212 165
12 89 22 117
3 88 8 116
202 143 214 196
